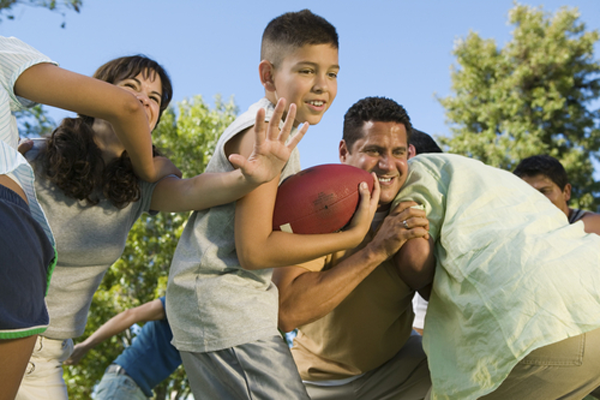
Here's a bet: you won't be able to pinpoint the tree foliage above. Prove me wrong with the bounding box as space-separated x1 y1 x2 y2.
14 104 56 137
439 4 600 209
0 0 81 26
63 95 238 400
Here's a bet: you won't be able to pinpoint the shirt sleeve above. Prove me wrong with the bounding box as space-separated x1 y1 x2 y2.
0 36 58 111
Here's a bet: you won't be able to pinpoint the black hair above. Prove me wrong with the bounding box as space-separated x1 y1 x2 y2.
261 9 338 66
410 129 443 154
343 96 412 151
513 155 569 190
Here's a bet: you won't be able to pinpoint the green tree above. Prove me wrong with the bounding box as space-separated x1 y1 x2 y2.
0 0 81 26
63 95 238 400
439 3 600 209
14 104 55 137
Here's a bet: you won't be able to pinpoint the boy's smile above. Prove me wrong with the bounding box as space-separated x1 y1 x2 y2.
266 43 339 127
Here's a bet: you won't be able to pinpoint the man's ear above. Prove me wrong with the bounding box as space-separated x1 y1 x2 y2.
408 144 417 159
259 60 276 92
339 140 350 163
564 183 572 203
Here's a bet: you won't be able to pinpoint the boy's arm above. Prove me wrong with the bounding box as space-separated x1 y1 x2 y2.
393 236 435 295
14 63 159 182
149 104 306 212
273 202 430 331
231 100 380 270
63 299 165 366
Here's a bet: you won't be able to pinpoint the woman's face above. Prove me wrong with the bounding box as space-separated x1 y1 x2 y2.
115 70 163 130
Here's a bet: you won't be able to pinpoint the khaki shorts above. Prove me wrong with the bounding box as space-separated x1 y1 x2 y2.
479 327 600 400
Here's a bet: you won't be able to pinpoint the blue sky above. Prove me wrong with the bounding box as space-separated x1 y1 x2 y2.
3 0 599 168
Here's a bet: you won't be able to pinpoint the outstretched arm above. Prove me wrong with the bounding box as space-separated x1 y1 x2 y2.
273 201 430 331
230 99 380 270
150 100 307 212
64 299 165 366
14 63 159 182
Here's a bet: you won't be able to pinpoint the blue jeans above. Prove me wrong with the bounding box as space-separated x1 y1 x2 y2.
95 370 148 400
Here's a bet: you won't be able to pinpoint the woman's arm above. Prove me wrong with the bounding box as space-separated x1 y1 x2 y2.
14 63 159 182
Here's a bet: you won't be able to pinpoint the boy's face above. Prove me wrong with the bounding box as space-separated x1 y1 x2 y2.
521 173 571 217
268 44 339 127
339 121 409 211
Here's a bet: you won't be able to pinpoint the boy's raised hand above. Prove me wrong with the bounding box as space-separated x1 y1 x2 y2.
229 98 308 185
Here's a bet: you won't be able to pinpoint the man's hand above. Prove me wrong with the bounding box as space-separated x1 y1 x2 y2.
229 98 308 185
367 201 430 261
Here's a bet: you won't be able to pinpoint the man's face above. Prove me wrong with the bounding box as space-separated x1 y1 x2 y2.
339 121 409 211
521 173 571 217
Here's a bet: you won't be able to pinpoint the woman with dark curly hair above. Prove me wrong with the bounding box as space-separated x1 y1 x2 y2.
16 55 305 400
0 36 175 400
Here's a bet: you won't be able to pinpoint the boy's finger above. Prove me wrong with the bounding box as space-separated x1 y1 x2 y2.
254 107 267 146
278 102 297 142
268 98 287 140
286 122 309 150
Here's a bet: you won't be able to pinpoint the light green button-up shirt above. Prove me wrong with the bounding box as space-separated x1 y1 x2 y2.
393 153 600 400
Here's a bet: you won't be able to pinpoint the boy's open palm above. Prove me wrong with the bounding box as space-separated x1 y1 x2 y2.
229 98 308 185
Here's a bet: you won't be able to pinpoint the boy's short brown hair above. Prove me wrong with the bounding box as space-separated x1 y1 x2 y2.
261 9 338 67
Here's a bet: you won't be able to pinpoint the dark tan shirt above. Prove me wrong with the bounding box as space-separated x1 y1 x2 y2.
291 231 415 381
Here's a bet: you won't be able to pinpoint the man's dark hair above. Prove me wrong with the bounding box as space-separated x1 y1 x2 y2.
343 96 412 151
513 155 569 190
261 9 338 67
410 129 442 154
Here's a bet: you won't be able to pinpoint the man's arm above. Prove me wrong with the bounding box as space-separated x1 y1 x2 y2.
393 236 435 299
229 100 380 270
581 212 600 235
64 299 165 366
273 202 429 332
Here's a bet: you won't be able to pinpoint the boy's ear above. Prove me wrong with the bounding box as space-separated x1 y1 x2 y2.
259 60 276 92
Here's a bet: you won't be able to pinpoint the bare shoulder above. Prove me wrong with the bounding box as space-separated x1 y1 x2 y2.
225 126 254 160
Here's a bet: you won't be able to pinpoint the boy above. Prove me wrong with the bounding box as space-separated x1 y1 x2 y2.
166 10 378 400
513 154 600 234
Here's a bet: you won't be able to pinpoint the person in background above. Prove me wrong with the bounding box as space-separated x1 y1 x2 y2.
64 297 180 400
513 154 600 234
